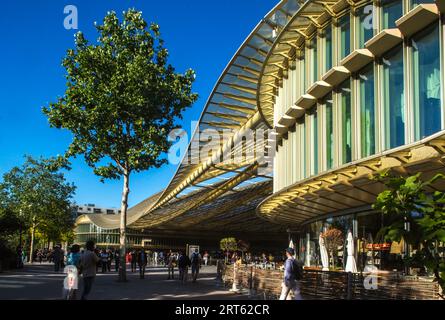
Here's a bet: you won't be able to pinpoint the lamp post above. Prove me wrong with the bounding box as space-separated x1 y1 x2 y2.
404 217 411 275
18 209 23 247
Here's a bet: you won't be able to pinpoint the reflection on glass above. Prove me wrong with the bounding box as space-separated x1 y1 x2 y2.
300 212 407 272
339 14 351 60
341 80 352 164
325 94 334 170
325 25 333 71
311 37 318 86
358 4 374 48
383 45 405 149
412 23 441 141
411 0 434 8
360 64 376 158
382 0 403 29
312 109 319 175
301 120 306 179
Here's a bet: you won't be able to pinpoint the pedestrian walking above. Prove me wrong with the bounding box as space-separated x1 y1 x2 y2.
16 246 23 269
279 248 303 300
63 244 81 300
190 249 202 283
130 250 137 273
80 240 100 300
114 250 120 272
100 249 109 273
49 246 63 272
203 252 209 266
37 250 43 264
178 251 191 284
107 249 112 272
167 250 176 280
138 250 148 279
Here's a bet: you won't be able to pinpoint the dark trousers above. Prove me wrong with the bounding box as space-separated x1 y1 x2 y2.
131 261 137 272
81 277 95 300
168 266 174 279
115 260 119 272
191 265 200 282
139 264 146 279
101 261 107 273
54 260 60 272
107 260 111 272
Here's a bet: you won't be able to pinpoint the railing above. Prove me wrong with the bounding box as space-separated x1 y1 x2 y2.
222 264 442 300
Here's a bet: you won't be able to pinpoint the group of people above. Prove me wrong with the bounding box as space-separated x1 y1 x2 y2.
124 249 149 279
165 249 203 283
59 243 208 300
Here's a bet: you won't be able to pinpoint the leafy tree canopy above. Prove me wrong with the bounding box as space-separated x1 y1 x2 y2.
0 156 76 238
43 9 198 180
373 171 445 295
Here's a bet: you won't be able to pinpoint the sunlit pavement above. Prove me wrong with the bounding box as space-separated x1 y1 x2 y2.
0 263 251 300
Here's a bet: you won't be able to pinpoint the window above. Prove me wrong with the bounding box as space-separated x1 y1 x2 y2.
325 25 333 72
411 0 435 8
309 36 318 86
310 108 319 176
339 14 351 60
298 119 307 179
325 94 334 170
357 4 374 48
383 45 405 149
359 64 376 157
340 80 352 164
381 0 403 29
412 23 442 141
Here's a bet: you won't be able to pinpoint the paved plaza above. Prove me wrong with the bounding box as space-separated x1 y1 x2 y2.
0 263 251 300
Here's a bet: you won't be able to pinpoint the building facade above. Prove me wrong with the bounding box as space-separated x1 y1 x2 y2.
257 0 445 272
75 204 121 217
74 0 444 274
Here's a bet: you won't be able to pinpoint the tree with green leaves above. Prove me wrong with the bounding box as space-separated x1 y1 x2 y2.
43 9 198 281
373 171 445 297
220 237 238 264
0 156 76 263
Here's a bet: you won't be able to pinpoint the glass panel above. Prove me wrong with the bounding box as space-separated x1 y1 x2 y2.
412 23 442 140
315 110 319 175
311 37 318 85
339 14 351 60
300 120 306 179
341 80 352 164
411 0 434 8
312 109 319 175
383 45 405 149
325 25 333 71
382 0 403 29
358 4 375 48
359 64 376 158
325 94 334 170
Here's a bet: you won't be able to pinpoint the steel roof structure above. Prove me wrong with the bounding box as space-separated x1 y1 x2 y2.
76 0 303 234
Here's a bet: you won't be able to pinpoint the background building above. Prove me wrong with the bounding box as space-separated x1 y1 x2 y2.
74 0 445 269
256 0 445 273
74 204 121 217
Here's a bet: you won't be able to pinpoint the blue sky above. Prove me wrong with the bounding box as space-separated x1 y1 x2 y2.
0 0 276 208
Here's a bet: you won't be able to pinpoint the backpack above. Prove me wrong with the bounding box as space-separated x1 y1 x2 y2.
291 259 304 280
191 253 199 265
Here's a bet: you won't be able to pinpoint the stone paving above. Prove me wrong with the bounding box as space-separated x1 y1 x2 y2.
0 263 251 300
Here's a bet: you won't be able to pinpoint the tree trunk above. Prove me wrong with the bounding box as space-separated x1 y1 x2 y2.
29 219 36 264
118 172 130 282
